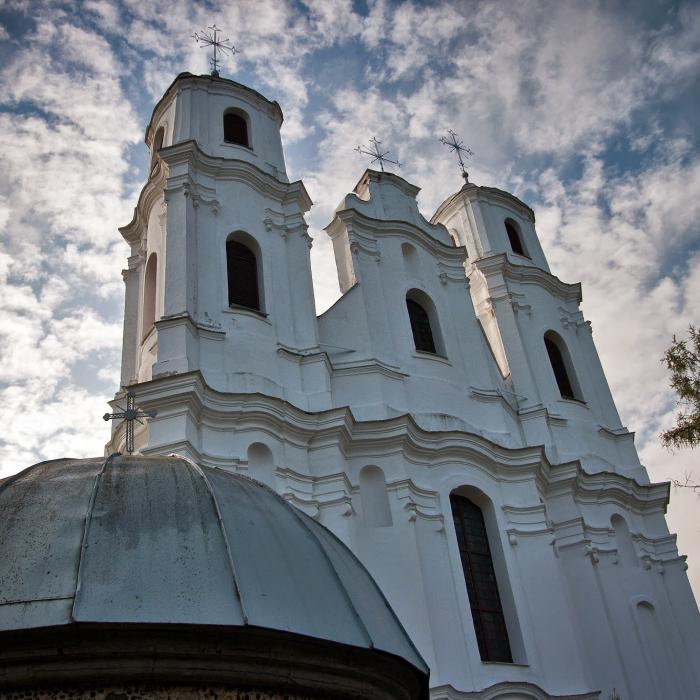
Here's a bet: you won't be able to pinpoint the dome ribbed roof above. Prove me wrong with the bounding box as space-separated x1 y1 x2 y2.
0 454 426 674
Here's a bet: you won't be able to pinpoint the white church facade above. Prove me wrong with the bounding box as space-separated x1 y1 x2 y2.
104 72 700 699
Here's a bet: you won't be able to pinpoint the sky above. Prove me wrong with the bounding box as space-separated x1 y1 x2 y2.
0 0 699 595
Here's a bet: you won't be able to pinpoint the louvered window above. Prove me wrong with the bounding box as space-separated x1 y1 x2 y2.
407 298 436 354
227 241 260 310
505 220 527 257
545 336 575 399
224 112 249 147
450 494 512 663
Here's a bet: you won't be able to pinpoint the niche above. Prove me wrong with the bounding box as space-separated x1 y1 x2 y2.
247 442 275 487
359 465 392 527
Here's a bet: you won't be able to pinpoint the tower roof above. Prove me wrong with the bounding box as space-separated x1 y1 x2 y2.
0 454 427 678
145 71 284 143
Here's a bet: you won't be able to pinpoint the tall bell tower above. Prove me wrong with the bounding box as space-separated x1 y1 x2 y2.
111 72 329 456
431 182 644 481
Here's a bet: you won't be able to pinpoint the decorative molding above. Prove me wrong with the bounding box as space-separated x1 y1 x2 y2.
473 253 582 304
429 681 600 700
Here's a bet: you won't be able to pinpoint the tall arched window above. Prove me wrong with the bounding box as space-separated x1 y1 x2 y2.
224 111 249 147
544 331 579 400
142 253 157 339
226 235 261 311
505 219 528 258
450 493 512 663
406 290 441 354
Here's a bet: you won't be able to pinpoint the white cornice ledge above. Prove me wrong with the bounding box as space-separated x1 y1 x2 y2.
119 159 168 243
328 207 463 261
473 253 582 304
129 371 669 512
160 140 312 212
430 681 599 700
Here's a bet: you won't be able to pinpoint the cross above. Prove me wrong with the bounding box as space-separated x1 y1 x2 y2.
103 392 157 455
355 136 401 173
440 129 474 183
193 24 239 77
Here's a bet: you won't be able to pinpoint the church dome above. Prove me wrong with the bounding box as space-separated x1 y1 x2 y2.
0 455 428 698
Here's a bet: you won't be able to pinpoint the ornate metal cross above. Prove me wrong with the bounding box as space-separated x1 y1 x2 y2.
355 136 401 173
193 24 239 77
440 129 474 182
103 392 157 455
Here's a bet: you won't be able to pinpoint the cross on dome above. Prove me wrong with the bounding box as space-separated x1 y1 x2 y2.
440 129 474 182
355 136 401 173
192 24 239 77
103 391 157 454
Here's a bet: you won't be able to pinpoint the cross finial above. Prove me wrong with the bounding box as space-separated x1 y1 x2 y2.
192 24 239 77
103 392 157 455
440 129 474 183
355 136 401 173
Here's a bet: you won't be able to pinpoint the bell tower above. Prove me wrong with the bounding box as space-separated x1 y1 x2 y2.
111 73 329 456
432 182 644 481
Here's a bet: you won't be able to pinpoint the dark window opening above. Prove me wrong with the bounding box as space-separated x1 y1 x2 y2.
450 494 512 663
227 240 260 310
545 336 575 399
407 298 436 354
505 221 526 257
224 112 249 147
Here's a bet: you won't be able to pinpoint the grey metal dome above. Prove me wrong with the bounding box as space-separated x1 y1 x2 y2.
0 454 427 677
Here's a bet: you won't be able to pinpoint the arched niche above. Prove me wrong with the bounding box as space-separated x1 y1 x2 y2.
359 465 392 527
142 253 157 339
247 442 274 487
226 231 264 312
611 514 638 567
401 242 420 280
449 485 525 664
543 330 582 401
406 288 445 356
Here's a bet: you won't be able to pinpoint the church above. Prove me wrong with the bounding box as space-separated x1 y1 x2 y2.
1 69 699 700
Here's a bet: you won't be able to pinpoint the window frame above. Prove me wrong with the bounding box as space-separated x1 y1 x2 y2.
450 493 513 663
225 232 264 314
223 109 251 149
504 218 529 259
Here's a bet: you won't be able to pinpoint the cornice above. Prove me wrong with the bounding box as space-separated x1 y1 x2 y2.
130 371 669 514
430 681 599 700
327 207 464 263
161 140 312 212
472 253 582 304
119 159 168 244
431 183 536 226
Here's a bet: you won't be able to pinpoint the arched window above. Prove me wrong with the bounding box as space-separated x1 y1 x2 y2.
450 493 512 663
359 465 392 527
224 111 249 147
505 219 528 257
226 235 261 311
544 331 579 400
406 291 441 354
150 127 164 173
142 253 157 339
